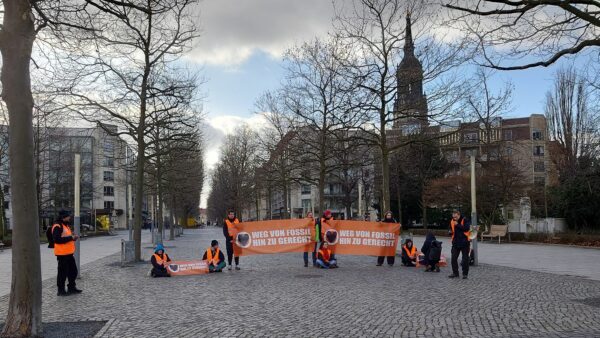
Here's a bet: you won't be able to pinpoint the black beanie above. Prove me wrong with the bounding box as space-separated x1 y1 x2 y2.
211 240 218 247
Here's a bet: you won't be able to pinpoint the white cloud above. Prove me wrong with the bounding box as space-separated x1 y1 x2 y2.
189 0 335 66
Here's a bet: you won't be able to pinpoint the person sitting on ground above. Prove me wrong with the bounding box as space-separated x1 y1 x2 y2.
421 232 440 272
203 240 226 273
316 242 338 269
401 239 418 267
151 244 171 277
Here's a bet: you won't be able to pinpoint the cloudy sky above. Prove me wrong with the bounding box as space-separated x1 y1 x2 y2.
191 0 576 207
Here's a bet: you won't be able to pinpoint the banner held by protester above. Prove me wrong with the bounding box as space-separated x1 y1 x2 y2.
232 219 314 256
232 219 400 256
167 260 209 276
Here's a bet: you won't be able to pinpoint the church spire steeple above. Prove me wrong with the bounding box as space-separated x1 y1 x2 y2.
404 10 414 56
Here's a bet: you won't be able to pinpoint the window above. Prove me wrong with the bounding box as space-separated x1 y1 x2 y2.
533 146 545 156
3 185 8 194
301 199 311 211
104 186 114 196
464 132 478 143
104 171 114 182
532 130 543 140
503 130 513 141
3 201 9 210
534 176 545 186
301 184 311 195
534 162 545 172
103 156 114 167
505 147 513 156
104 140 114 154
104 201 114 210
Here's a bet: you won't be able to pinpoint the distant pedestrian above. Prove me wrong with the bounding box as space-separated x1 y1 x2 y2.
376 211 397 267
223 210 241 270
52 210 82 296
150 244 171 277
401 239 418 267
203 240 226 273
448 210 471 279
303 211 317 267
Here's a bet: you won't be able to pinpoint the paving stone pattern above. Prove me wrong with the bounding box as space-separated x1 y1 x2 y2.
1 228 600 337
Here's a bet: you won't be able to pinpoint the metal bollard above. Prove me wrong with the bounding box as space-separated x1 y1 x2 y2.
121 239 135 266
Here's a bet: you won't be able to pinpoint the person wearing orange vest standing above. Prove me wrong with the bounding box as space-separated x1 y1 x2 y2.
52 210 81 296
222 210 240 271
203 240 226 273
302 211 317 267
448 209 471 279
401 239 418 267
150 243 172 277
377 211 397 266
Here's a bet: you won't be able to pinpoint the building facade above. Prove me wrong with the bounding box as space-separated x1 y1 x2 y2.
1 124 135 230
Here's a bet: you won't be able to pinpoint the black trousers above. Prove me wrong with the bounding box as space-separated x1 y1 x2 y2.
377 256 395 265
225 240 239 266
451 245 470 276
57 254 78 290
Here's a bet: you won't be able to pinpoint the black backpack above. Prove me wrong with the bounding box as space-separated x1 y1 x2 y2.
46 224 57 248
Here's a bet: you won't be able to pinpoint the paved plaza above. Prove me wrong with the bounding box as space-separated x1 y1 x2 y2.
1 228 600 337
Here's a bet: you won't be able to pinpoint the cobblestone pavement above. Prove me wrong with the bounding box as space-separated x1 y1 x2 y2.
2 228 600 338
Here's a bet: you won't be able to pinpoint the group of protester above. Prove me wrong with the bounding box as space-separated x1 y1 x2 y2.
151 208 472 279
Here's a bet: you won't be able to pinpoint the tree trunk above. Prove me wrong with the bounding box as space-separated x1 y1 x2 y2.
0 1 43 336
380 107 390 214
133 137 145 261
169 196 175 240
396 180 402 225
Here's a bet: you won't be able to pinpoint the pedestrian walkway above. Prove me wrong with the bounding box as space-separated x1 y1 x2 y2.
0 230 153 297
404 235 600 281
2 228 599 337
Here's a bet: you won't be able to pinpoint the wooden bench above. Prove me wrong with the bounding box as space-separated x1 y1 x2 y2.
481 225 510 243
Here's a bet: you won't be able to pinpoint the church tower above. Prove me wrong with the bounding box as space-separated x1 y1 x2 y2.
393 12 428 132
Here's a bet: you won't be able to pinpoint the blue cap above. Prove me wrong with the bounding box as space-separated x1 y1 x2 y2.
154 244 165 253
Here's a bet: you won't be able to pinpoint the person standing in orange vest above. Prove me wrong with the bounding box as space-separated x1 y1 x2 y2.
222 210 240 270
52 210 81 296
203 240 226 273
448 209 471 279
303 211 317 267
150 243 171 277
377 211 397 266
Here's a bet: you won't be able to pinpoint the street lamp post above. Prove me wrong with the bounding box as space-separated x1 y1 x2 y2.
74 153 81 277
470 155 479 266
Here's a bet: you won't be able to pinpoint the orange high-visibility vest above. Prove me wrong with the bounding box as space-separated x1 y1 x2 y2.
206 248 221 265
153 253 169 266
52 223 76 256
306 217 317 241
225 218 239 239
450 218 471 242
318 248 331 263
403 245 416 257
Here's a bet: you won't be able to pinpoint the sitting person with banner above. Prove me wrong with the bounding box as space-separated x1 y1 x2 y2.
401 239 418 267
316 242 338 269
203 240 226 273
151 244 172 277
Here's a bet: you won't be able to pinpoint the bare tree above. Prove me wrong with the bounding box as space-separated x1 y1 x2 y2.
207 125 261 220
50 0 200 260
281 37 363 215
0 1 43 336
444 0 600 70
545 66 599 178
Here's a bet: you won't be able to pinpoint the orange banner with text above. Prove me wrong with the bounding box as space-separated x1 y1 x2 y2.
167 260 209 276
321 220 400 256
231 219 400 256
233 219 314 256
